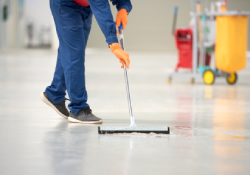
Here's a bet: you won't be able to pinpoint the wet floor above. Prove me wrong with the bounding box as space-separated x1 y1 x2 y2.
0 49 250 175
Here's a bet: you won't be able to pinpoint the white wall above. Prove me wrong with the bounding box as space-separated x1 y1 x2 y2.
1 0 250 51
0 0 52 50
24 0 52 47
0 0 19 50
87 0 250 52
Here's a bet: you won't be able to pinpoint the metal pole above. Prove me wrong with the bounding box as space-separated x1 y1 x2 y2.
191 0 198 76
205 0 210 12
172 6 178 36
119 27 137 127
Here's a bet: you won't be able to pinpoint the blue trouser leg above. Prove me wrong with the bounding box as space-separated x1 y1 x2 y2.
46 0 93 115
46 47 67 104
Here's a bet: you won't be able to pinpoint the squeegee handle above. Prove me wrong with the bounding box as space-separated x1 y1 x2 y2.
118 24 136 126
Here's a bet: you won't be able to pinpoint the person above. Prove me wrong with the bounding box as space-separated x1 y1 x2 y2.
40 0 132 124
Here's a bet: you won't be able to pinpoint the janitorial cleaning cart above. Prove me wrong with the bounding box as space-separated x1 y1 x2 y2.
168 0 250 85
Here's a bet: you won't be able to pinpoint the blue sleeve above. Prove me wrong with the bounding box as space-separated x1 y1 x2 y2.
110 0 132 13
88 0 118 45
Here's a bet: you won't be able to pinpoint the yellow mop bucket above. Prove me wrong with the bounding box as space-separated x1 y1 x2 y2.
215 15 248 73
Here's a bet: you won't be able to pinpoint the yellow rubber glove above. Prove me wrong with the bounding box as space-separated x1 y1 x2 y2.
109 43 130 68
116 9 128 31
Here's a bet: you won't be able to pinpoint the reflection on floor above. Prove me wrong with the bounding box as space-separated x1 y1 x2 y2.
0 49 250 175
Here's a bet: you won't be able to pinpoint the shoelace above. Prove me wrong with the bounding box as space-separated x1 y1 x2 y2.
65 98 70 101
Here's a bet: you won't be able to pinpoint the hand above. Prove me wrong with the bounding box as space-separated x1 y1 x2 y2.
109 43 130 68
116 9 128 31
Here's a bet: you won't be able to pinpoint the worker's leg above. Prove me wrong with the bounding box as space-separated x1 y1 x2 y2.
45 48 67 104
83 8 93 47
46 0 92 115
66 6 93 115
67 8 103 124
45 0 67 104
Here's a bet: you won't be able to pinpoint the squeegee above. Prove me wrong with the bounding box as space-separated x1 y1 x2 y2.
98 25 170 135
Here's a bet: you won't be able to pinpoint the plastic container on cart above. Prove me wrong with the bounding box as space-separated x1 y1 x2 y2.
215 15 248 73
174 28 211 71
175 29 193 70
203 18 216 48
198 51 211 66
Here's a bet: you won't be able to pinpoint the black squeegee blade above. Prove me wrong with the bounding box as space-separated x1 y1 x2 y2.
98 126 170 134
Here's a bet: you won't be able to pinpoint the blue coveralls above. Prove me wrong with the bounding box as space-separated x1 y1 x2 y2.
45 0 132 115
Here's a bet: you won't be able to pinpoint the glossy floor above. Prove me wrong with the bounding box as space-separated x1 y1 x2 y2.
0 49 250 175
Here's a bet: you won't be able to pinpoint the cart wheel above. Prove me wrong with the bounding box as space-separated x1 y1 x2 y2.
203 70 215 85
167 78 172 84
190 78 195 84
226 73 237 85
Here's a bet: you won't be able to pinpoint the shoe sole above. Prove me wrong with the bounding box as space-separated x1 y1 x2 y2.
40 92 68 119
68 117 103 124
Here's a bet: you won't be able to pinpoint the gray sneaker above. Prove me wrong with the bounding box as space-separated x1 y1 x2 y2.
40 92 69 119
68 108 103 124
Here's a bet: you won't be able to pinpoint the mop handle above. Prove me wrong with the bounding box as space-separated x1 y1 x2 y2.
118 25 136 126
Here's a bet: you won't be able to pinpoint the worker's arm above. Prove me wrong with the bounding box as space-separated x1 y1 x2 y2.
87 0 118 45
111 0 132 30
87 0 130 68
110 0 132 14
110 0 133 68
